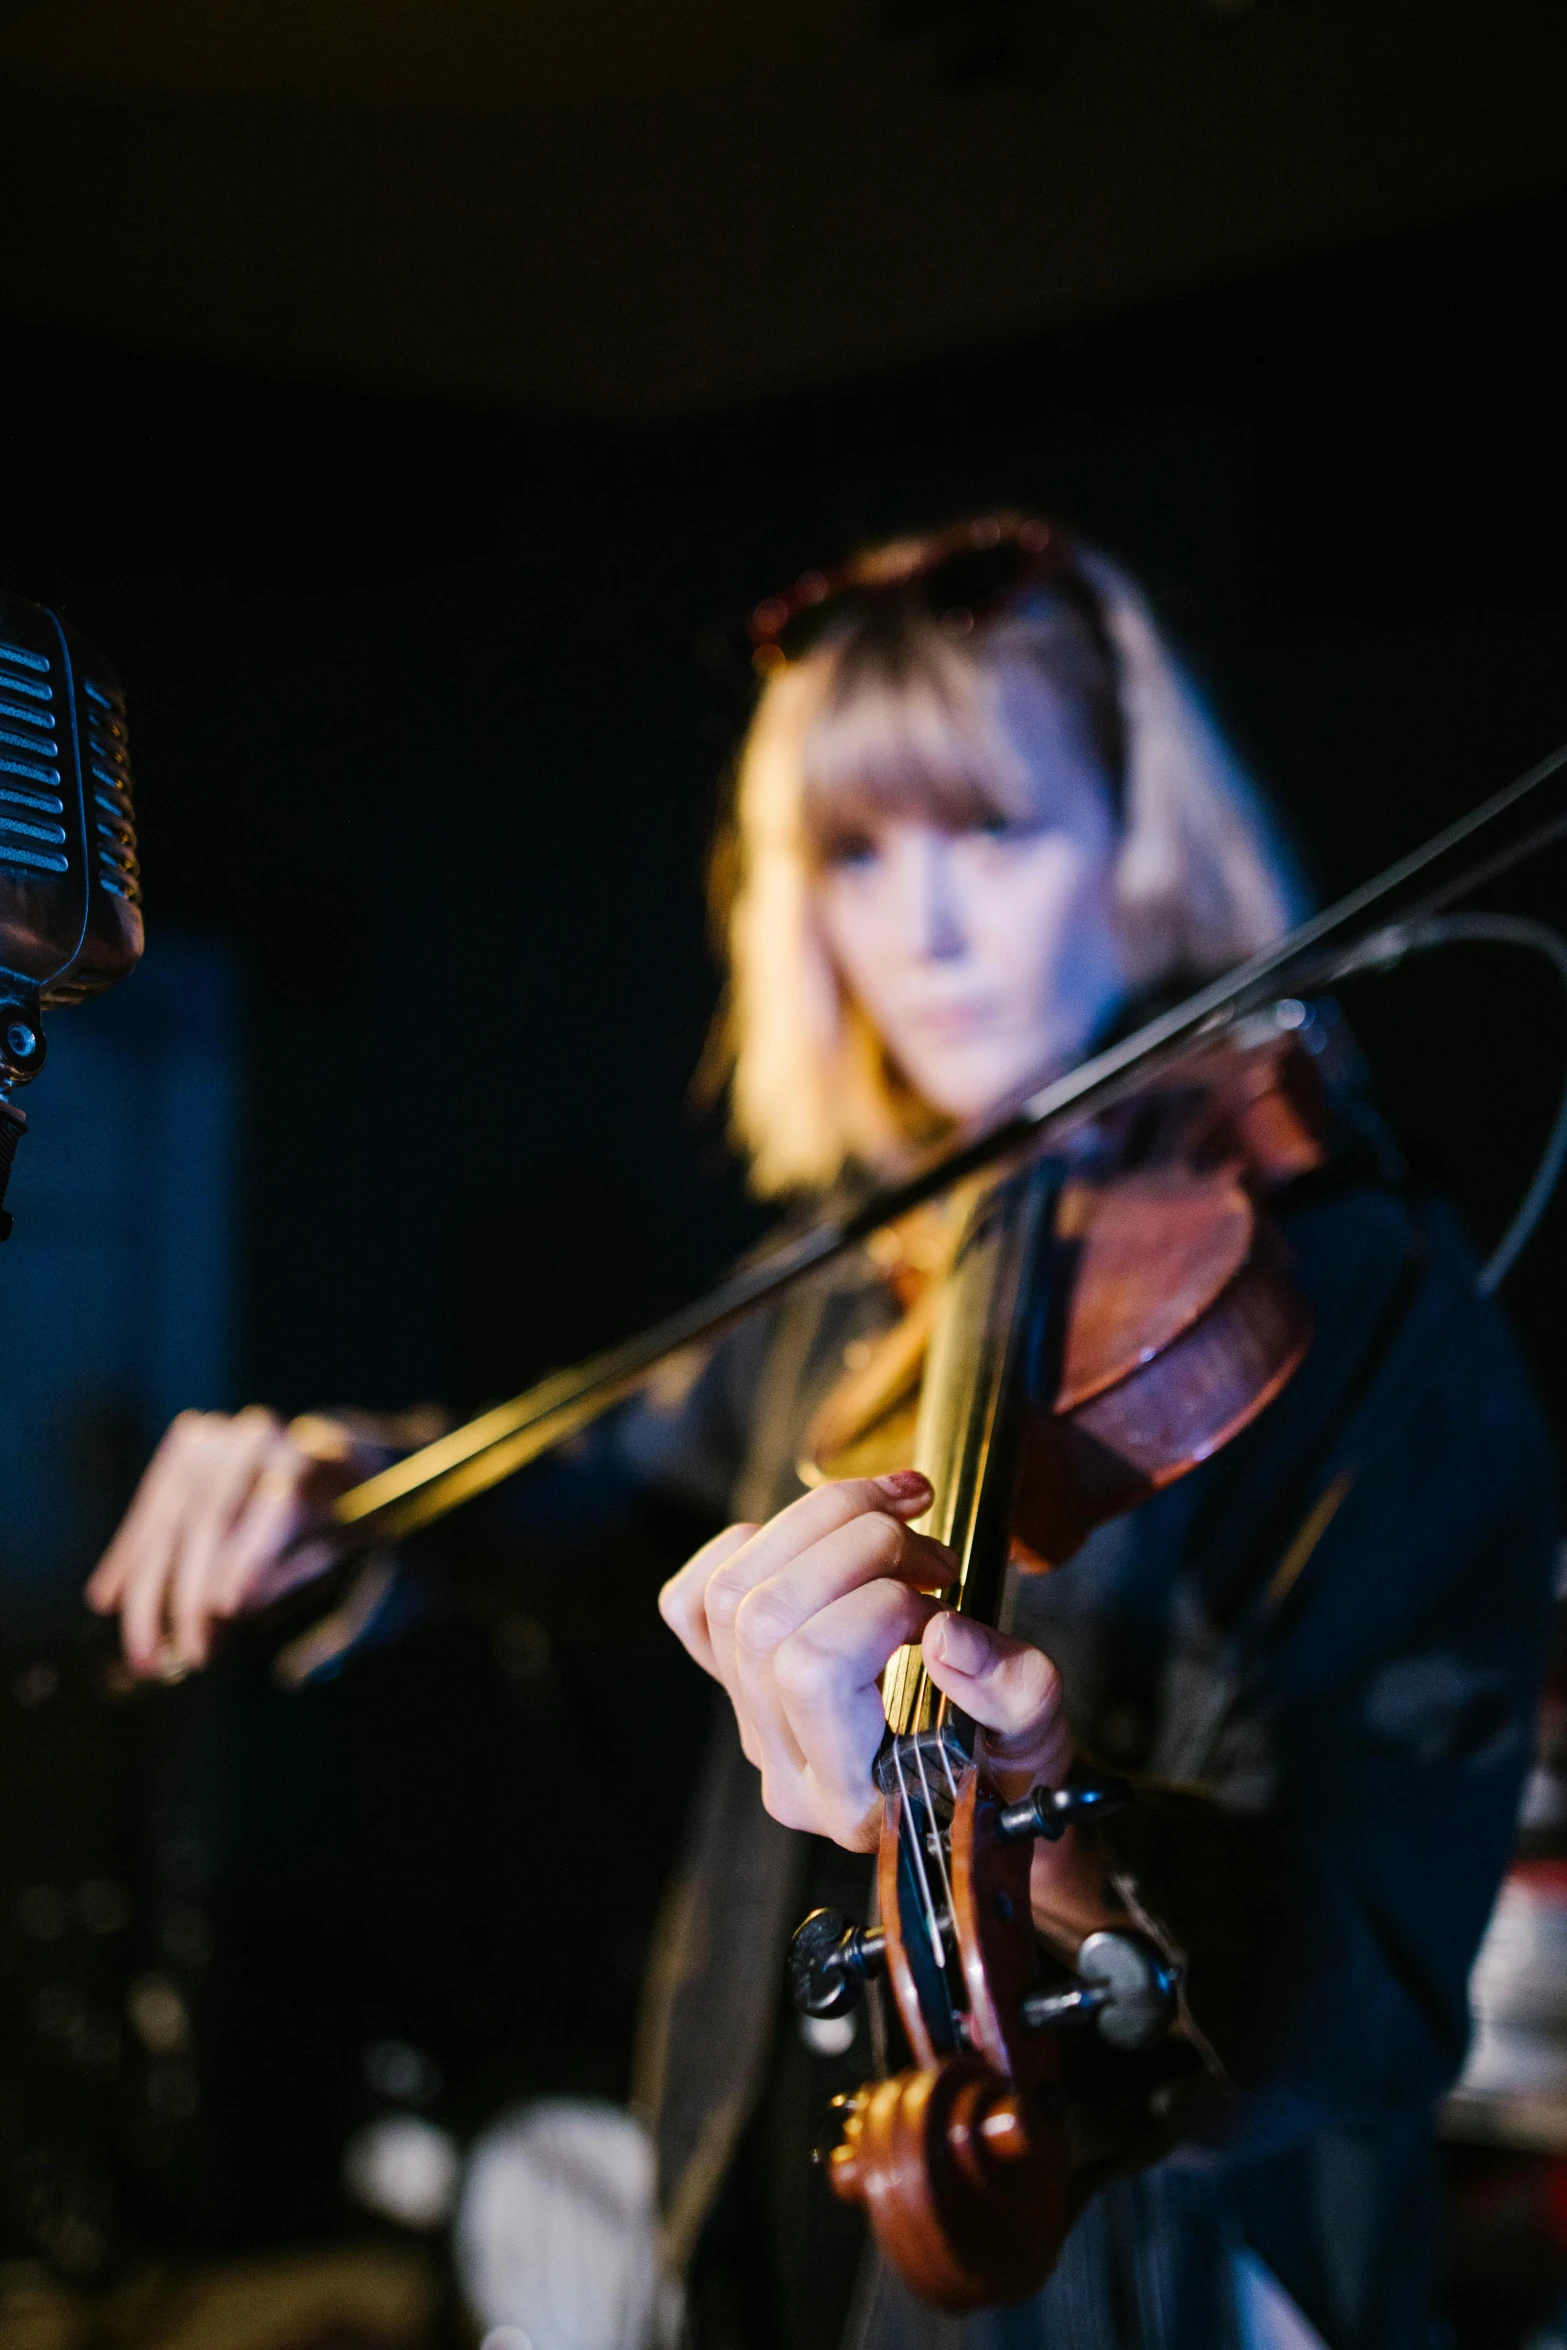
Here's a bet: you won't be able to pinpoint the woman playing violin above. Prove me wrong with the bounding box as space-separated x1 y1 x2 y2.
88 519 1557 2350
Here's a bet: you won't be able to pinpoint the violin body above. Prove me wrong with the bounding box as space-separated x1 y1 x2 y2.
1013 1160 1311 1565
798 1031 1327 2309
800 1029 1323 1533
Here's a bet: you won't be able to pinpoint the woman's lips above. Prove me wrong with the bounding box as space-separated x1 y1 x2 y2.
902 999 1007 1043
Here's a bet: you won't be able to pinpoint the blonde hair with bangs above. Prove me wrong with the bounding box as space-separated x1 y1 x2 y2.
710 546 1303 1199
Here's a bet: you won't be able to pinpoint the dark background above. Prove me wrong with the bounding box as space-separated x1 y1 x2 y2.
7 189 1567 1431
2 23 1567 2321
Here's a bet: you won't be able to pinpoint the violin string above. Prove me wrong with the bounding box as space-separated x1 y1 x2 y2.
936 1716 960 1806
892 1734 946 1969
912 1729 958 1955
893 1736 945 1967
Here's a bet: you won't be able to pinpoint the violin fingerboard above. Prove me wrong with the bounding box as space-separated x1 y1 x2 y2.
882 1157 1063 1741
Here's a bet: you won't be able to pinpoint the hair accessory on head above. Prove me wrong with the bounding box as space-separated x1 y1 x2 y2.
748 513 1072 676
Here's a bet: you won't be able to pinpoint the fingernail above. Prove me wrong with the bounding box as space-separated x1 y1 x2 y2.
874 1470 931 1503
929 1614 991 1675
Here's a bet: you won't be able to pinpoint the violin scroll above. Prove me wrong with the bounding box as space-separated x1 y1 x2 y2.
791 1762 1176 2311
822 2055 1069 2311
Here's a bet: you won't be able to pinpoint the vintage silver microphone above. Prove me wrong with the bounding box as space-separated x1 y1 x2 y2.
0 587 144 1239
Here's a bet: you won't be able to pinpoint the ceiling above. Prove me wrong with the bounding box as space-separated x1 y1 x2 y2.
1 0 1564 416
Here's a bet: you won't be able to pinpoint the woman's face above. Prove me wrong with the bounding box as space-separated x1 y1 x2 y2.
812 678 1127 1128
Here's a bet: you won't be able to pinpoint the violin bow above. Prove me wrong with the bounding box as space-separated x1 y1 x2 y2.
329 738 1567 1548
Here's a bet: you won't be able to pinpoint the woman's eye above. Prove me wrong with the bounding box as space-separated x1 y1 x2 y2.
970 812 1042 845
824 832 879 871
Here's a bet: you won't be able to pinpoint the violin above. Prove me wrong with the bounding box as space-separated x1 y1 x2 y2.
304 747 1565 2304
780 1027 1324 2309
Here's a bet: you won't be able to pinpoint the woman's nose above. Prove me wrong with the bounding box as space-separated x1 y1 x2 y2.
905 832 967 961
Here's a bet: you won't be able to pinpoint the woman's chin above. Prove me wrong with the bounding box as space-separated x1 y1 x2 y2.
913 1040 1089 1132
912 1061 1045 1131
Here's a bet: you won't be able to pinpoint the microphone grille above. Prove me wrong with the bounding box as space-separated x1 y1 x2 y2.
0 597 144 1004
0 630 72 886
82 672 143 909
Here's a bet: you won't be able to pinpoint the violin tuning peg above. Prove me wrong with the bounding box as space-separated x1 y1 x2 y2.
1021 1929 1179 2053
1017 1981 1111 2032
811 2089 864 2169
1077 1928 1180 2051
997 1776 1131 1843
787 1908 887 2020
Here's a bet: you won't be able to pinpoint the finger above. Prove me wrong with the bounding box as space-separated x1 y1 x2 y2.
713 1472 934 1604
288 1412 366 1466
732 1522 939 1776
704 1473 940 1694
205 1432 360 1624
658 1522 757 1680
85 1534 131 1611
167 1408 283 1666
729 1512 956 1664
725 1509 953 1759
100 1412 357 1674
117 1417 242 1672
118 1533 184 1675
922 1614 1071 1796
764 1579 941 1845
119 1552 181 1677
86 1410 206 1610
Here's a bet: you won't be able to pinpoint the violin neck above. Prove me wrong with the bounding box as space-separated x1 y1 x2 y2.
879 1156 1064 1752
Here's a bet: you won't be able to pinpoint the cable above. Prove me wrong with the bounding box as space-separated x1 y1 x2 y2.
1330 912 1567 1294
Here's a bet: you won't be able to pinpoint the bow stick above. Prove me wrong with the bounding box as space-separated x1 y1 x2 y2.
331 739 1567 1547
